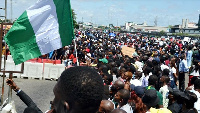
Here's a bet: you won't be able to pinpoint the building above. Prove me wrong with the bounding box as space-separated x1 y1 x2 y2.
125 22 168 32
171 15 200 35
125 22 136 31
198 14 200 28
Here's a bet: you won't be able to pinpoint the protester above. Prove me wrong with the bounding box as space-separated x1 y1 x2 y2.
5 30 200 113
110 80 125 100
6 79 42 113
146 75 163 108
98 100 114 113
130 71 142 86
8 66 104 113
186 45 193 68
186 76 199 91
128 88 146 113
168 89 182 113
114 89 133 113
159 75 170 108
191 79 200 113
110 108 127 113
169 58 178 88
142 89 171 113
51 66 104 113
179 54 189 91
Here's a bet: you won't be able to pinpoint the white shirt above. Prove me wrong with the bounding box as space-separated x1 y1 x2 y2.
112 75 118 83
135 61 143 72
161 64 169 71
190 70 200 77
159 85 169 108
120 103 133 113
169 67 176 81
139 74 145 84
191 90 200 113
130 79 142 86
85 53 91 63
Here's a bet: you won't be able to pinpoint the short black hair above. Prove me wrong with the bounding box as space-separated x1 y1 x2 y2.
118 89 130 103
180 54 185 60
59 66 104 112
128 65 136 74
144 66 152 75
162 69 170 76
184 91 197 109
162 75 170 83
99 65 108 73
148 75 158 86
194 79 200 90
114 80 125 90
191 76 198 85
111 67 118 75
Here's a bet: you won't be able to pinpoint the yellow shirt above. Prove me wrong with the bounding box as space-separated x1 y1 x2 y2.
150 108 172 113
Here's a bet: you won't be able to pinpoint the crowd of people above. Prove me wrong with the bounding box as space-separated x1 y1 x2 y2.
6 30 200 113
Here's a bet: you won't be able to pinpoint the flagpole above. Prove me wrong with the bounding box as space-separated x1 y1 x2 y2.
73 38 79 66
1 0 8 105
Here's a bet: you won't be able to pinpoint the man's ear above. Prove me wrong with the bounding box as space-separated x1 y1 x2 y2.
64 101 70 111
120 99 124 103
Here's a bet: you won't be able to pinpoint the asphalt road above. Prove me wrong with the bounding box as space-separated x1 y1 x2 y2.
0 77 57 113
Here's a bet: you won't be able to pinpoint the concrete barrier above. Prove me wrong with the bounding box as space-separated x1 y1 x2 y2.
0 56 66 80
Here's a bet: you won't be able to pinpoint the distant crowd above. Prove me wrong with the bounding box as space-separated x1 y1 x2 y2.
5 30 200 113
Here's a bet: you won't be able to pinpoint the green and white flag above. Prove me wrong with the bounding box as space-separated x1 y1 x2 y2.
5 0 74 65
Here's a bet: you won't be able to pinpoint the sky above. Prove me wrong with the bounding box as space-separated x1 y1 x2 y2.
0 0 200 27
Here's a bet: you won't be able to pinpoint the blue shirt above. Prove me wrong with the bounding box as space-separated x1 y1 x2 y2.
186 50 193 67
179 59 189 72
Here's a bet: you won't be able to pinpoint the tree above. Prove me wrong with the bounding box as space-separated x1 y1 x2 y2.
168 25 173 28
71 9 79 29
159 30 166 36
0 19 11 23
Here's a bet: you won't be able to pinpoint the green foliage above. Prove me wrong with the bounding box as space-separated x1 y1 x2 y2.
98 26 106 29
172 33 189 36
71 9 79 29
0 19 11 23
159 30 166 36
171 33 200 38
168 25 173 28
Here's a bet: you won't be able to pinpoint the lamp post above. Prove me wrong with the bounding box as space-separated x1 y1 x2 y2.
10 0 12 22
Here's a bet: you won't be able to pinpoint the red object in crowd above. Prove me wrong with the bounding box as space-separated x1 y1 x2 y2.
188 75 193 87
86 48 90 53
178 43 183 50
165 60 170 66
68 54 75 60
73 58 77 64
106 55 109 59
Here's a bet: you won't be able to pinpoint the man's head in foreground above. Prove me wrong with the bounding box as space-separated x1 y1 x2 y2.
52 66 104 113
98 100 114 113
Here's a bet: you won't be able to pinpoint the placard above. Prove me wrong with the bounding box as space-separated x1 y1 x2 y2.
121 46 135 57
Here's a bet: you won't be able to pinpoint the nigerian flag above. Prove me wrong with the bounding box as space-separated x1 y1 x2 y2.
4 0 74 65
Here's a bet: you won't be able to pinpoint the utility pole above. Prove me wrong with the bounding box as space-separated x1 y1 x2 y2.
10 0 12 22
154 16 157 26
117 19 118 27
0 0 7 105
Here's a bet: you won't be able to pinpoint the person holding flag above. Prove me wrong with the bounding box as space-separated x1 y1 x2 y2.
4 0 74 65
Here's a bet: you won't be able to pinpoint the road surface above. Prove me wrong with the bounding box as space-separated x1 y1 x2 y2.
0 77 56 113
